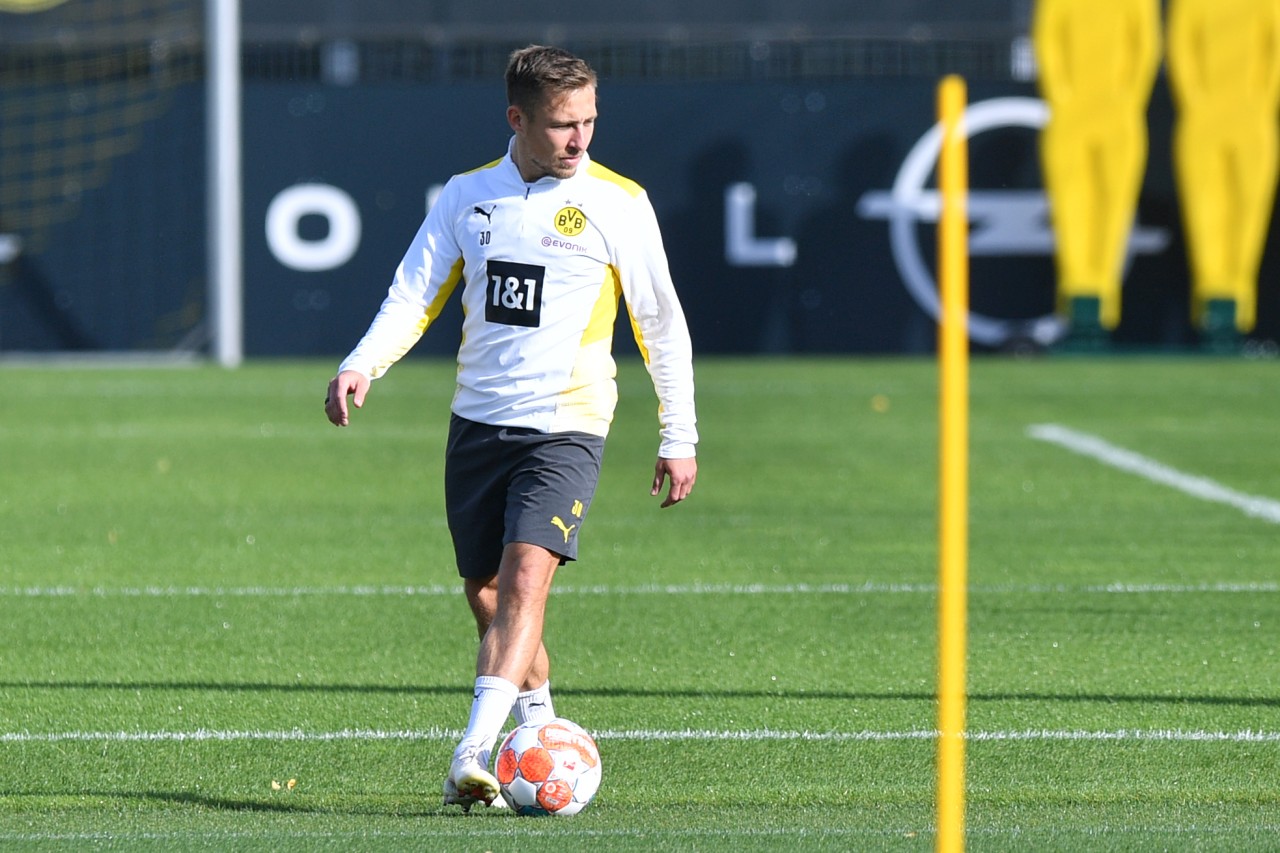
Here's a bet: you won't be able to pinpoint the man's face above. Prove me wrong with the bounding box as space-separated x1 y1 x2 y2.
509 86 597 182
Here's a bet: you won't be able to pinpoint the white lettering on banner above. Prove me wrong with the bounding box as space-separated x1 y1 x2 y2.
266 183 361 272
290 180 793 270
724 182 797 267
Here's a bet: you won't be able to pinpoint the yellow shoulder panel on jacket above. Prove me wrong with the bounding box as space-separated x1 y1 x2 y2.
463 157 504 175
586 161 643 197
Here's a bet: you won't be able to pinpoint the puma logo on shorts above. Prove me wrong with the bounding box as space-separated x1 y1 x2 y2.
550 516 577 543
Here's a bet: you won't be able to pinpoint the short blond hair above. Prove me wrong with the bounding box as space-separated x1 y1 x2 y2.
505 45 597 115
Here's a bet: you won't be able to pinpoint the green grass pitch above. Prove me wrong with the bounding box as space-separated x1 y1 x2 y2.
1 355 1278 850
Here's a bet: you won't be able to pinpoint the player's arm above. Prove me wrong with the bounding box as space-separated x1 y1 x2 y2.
324 180 464 424
616 191 699 505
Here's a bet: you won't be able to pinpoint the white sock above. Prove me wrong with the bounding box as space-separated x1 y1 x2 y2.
454 675 519 762
513 681 556 726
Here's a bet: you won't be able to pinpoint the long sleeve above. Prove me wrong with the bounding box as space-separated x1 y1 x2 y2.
338 182 465 379
617 190 698 458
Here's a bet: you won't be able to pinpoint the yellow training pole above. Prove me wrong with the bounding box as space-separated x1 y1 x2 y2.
935 74 969 853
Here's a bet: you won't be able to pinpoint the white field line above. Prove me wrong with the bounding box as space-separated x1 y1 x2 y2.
0 581 1277 598
3 727 1280 745
1028 423 1280 525
0 829 900 844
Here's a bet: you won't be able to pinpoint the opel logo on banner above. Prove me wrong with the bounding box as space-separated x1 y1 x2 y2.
857 97 1171 348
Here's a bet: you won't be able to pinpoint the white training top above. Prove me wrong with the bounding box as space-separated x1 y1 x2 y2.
339 139 698 459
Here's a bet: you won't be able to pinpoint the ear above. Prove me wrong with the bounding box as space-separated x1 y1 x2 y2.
507 104 524 134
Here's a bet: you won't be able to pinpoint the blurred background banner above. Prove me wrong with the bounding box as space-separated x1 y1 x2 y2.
2 0 1277 356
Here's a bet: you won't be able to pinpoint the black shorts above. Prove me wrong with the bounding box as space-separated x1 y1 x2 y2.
444 414 606 579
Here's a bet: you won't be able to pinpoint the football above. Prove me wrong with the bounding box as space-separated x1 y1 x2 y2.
494 718 602 816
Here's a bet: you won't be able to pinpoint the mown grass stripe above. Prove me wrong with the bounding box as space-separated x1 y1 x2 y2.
1 582 1276 598
0 828 912 843
4 728 1279 744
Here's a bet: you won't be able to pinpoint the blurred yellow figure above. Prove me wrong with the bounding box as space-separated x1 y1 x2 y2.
1033 0 1162 331
1167 0 1280 334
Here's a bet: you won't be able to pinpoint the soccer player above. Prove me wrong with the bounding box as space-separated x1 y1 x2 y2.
323 45 698 810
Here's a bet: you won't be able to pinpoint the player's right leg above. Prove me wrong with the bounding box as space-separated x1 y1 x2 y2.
443 545 559 810
440 418 602 809
465 574 552 693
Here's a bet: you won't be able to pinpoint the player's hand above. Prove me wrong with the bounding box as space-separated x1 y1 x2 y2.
325 370 370 427
651 456 697 508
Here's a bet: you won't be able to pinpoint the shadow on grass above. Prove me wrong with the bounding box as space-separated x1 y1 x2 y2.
0 790 483 818
1 681 1277 708
144 791 480 818
143 791 341 815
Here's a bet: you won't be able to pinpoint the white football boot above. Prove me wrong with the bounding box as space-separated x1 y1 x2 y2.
442 746 502 811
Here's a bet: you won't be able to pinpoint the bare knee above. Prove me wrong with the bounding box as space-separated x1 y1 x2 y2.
498 543 561 597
